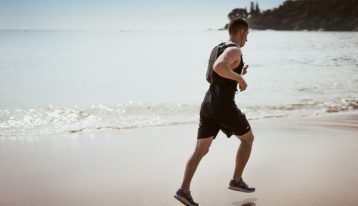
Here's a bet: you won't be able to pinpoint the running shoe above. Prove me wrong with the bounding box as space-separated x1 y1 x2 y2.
174 188 199 206
228 178 255 193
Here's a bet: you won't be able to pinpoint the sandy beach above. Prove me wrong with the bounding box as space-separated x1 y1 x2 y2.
1 112 358 206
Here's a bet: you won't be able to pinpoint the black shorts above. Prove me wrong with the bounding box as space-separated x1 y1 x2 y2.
197 102 251 139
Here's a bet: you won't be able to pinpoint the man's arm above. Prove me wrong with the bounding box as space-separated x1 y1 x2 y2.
213 47 247 91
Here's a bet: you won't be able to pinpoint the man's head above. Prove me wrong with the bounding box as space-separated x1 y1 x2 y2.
228 18 249 47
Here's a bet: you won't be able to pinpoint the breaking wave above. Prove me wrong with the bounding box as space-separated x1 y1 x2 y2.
1 98 357 137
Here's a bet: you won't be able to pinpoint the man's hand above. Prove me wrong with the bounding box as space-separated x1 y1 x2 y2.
237 76 247 91
242 65 249 75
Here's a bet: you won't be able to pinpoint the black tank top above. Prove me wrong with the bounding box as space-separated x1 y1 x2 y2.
204 55 244 107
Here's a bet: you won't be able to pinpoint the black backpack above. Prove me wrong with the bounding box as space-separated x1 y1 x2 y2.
206 42 239 84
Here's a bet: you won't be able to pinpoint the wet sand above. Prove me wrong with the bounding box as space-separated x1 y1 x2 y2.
1 112 357 206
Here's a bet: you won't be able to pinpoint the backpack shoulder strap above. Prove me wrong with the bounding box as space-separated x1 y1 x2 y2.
220 42 239 50
217 42 238 56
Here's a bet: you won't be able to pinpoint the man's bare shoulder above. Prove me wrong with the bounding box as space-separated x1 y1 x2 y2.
221 46 242 60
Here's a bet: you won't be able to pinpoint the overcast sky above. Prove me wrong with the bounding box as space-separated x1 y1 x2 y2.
0 0 286 30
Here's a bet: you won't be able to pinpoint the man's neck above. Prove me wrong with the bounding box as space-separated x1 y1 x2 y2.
228 38 241 47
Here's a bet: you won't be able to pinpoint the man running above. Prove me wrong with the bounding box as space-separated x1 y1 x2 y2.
174 18 255 206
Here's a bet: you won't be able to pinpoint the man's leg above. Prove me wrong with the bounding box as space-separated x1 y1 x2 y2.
180 136 214 191
233 129 254 181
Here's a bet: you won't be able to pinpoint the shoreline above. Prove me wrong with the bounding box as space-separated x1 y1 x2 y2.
61 110 358 135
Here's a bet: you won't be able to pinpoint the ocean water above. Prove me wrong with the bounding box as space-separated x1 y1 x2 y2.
0 30 357 137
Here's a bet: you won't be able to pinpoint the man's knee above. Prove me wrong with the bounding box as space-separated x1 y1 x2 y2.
194 147 209 157
237 130 254 145
194 136 213 157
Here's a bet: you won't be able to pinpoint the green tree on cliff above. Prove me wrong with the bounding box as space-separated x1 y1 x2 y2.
250 1 260 16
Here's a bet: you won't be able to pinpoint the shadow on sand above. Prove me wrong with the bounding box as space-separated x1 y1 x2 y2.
232 197 258 206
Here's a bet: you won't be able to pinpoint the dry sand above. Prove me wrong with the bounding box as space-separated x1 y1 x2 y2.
1 112 358 206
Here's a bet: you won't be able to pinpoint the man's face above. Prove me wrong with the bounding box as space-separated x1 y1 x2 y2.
238 28 249 47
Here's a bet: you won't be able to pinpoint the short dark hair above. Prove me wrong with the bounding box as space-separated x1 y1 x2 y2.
228 18 249 36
